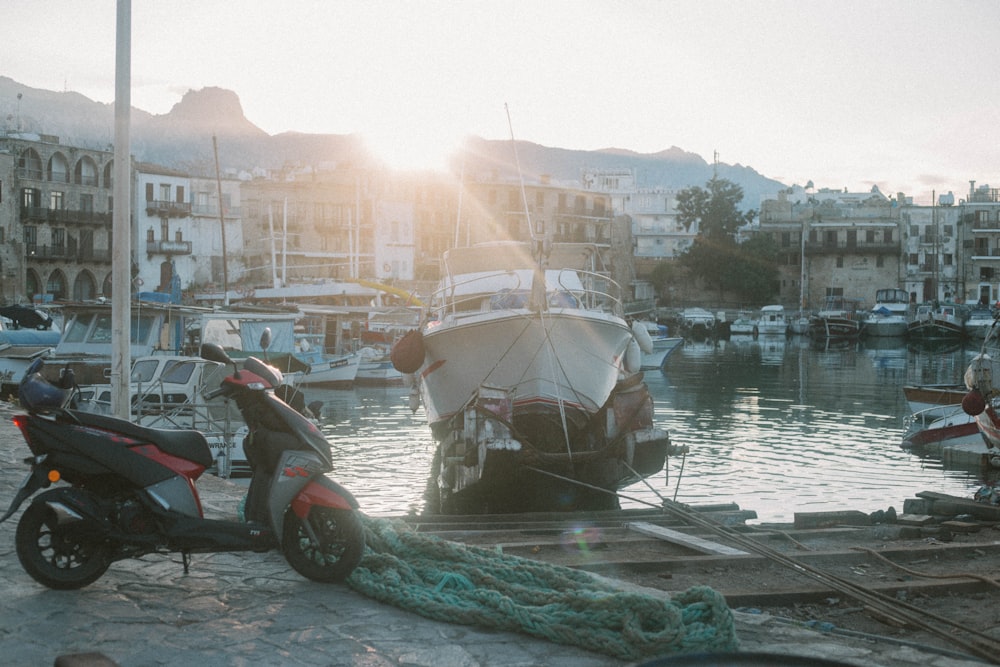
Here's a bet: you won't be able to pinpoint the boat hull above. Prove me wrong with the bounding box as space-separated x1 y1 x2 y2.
418 308 673 513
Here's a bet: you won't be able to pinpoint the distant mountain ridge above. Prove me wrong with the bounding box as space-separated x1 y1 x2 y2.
0 76 786 206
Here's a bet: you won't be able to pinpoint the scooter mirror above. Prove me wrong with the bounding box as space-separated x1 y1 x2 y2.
200 342 232 366
260 327 272 351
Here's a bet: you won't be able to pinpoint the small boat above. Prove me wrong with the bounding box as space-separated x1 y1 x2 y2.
398 241 680 513
901 405 982 451
728 311 758 337
755 305 787 336
862 288 911 338
906 303 967 341
903 383 967 420
964 307 996 340
633 320 684 370
679 307 716 337
356 345 404 385
809 297 862 339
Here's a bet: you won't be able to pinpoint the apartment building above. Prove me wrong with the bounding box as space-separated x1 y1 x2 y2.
0 133 115 303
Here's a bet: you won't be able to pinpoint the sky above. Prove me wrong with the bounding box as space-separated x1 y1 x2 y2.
4 0 1000 205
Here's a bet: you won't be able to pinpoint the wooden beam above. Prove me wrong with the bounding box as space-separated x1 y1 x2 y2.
627 521 749 556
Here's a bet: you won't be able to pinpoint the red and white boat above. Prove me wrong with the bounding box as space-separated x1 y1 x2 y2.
394 241 677 513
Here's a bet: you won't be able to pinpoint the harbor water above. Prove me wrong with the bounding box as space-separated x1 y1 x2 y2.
311 334 994 523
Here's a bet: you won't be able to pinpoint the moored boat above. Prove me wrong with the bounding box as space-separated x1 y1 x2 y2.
395 241 680 513
755 305 787 336
906 303 967 341
964 306 996 340
809 297 862 339
728 310 757 336
862 288 911 338
633 320 683 370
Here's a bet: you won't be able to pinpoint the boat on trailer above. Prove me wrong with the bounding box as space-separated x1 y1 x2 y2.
395 241 681 513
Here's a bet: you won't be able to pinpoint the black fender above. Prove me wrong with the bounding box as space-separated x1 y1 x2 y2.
0 465 50 524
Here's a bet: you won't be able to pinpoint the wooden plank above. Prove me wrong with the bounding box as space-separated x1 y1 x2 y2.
626 521 749 556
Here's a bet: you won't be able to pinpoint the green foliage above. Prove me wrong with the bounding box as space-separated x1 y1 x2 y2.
676 177 777 303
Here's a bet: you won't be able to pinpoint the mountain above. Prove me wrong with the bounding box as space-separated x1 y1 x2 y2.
0 77 786 206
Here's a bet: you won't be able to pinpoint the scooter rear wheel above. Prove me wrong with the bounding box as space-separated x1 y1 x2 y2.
283 506 364 583
15 501 113 590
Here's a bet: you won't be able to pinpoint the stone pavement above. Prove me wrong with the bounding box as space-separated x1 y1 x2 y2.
0 403 989 667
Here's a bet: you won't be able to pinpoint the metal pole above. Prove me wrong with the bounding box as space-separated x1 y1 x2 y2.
212 135 229 306
111 0 132 419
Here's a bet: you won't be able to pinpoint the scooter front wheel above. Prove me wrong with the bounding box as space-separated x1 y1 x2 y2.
15 501 113 590
283 506 364 583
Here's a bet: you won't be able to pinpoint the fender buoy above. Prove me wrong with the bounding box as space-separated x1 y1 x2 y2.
391 329 425 373
963 389 987 416
631 320 654 354
624 338 642 373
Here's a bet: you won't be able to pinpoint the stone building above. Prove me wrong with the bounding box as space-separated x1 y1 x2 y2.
759 185 905 311
0 133 115 303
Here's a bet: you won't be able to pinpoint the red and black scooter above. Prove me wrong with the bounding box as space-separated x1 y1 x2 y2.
0 332 364 589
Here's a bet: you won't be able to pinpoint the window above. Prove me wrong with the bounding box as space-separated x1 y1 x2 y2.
159 184 170 201
176 185 185 203
24 226 37 250
876 255 884 268
909 253 919 265
21 188 40 208
52 229 65 251
50 191 65 210
145 182 154 202
80 193 94 213
536 191 544 208
885 230 893 243
836 256 844 268
866 230 876 243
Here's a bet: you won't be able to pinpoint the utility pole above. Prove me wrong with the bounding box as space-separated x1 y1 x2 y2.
111 0 132 419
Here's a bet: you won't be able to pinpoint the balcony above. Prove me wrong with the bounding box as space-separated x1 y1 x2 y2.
146 240 192 255
20 206 112 225
803 240 900 255
26 245 111 263
144 200 192 218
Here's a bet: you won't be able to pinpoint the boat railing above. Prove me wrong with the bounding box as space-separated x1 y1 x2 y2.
430 267 624 319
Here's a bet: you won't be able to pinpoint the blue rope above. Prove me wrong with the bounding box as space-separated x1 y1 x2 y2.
347 516 738 661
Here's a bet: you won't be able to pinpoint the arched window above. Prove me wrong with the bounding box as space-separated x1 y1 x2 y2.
18 148 42 180
103 160 114 189
48 152 70 183
102 272 112 297
73 270 97 301
45 269 67 300
25 269 40 301
75 156 99 186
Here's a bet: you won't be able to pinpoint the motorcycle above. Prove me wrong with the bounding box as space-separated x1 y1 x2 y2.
0 331 365 589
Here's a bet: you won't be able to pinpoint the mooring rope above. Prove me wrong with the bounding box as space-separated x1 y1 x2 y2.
346 516 738 661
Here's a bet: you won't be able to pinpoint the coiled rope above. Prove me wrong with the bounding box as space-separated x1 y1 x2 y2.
346 516 738 661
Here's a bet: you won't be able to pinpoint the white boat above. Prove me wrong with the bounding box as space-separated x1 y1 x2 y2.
862 288 911 337
680 307 716 336
396 241 678 513
633 320 683 370
728 311 758 336
755 305 787 336
964 307 995 339
356 345 404 385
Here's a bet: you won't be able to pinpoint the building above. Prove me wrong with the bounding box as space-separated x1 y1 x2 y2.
759 185 905 310
900 191 961 304
960 181 1000 305
1 132 115 303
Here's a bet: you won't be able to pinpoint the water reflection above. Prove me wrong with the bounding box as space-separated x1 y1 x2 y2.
313 336 993 522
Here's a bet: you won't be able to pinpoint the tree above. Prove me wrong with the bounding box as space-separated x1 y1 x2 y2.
677 177 755 297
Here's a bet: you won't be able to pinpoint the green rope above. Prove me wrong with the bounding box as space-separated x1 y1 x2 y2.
347 516 738 661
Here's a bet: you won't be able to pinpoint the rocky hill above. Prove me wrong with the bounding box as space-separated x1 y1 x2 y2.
0 76 786 206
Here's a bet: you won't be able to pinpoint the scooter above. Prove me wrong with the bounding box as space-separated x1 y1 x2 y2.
0 331 365 589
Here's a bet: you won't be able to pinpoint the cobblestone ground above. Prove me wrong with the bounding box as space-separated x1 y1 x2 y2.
0 401 988 667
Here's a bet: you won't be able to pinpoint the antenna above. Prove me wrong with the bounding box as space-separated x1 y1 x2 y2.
505 103 539 242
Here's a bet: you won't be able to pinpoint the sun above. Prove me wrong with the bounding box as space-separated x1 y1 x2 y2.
362 126 464 173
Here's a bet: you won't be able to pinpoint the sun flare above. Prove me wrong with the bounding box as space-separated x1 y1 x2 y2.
362 127 464 173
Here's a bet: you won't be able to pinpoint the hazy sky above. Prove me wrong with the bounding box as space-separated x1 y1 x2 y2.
5 0 999 204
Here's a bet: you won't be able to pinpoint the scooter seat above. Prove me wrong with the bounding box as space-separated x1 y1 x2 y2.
67 410 215 468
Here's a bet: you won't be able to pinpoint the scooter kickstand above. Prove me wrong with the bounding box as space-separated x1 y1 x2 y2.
182 550 191 575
